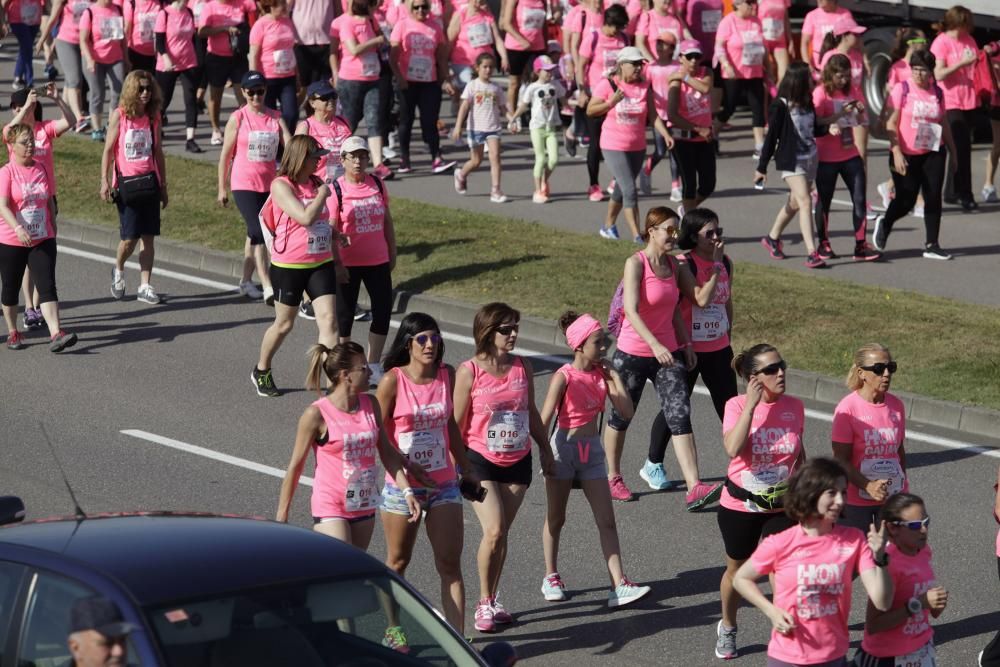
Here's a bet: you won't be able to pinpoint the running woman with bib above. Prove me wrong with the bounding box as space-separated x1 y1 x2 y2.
853 492 947 667
538 311 652 608
832 343 908 533
733 457 894 667
713 343 803 660
454 301 556 633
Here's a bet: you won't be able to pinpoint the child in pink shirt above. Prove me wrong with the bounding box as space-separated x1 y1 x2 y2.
451 52 509 203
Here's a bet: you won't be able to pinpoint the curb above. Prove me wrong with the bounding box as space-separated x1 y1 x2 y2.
59 218 1000 442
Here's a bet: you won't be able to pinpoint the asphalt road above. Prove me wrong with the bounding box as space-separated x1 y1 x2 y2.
2 245 999 665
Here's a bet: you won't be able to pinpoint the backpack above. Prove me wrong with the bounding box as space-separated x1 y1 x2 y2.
899 80 944 109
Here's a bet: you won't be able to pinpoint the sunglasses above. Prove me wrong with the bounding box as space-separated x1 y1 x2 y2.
411 333 442 346
138 85 152 92
681 52 701 60
246 88 266 97
892 517 930 531
412 4 429 10
313 94 336 103
653 224 678 238
703 228 724 239
496 324 519 336
754 360 787 376
861 361 898 375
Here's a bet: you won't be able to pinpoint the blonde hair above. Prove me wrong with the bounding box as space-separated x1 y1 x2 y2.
305 341 366 394
4 122 32 145
278 135 320 182
846 342 892 390
120 70 162 119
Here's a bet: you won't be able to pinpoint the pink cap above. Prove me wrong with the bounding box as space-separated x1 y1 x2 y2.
533 55 558 72
565 314 602 350
678 39 703 55
833 17 866 36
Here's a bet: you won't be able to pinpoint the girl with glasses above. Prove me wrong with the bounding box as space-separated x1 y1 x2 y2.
832 343 908 532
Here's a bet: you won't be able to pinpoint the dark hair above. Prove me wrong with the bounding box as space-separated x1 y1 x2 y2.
880 492 925 524
473 302 520 356
818 31 845 62
677 208 719 250
9 90 43 121
777 61 814 109
890 27 926 61
784 458 847 523
821 53 852 94
941 4 974 32
474 52 496 67
305 341 366 393
731 343 779 381
603 3 628 29
909 49 936 70
558 310 581 333
382 312 445 371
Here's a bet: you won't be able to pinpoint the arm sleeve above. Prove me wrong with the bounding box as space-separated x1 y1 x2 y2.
755 99 784 173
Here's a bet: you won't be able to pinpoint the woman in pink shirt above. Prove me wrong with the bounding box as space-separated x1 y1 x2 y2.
817 17 867 91
757 0 792 83
250 0 299 130
676 0 722 62
500 0 549 116
714 0 766 154
154 0 203 153
6 0 44 89
854 492 947 667
0 123 77 353
800 0 852 76
198 0 253 144
447 0 506 94
79 0 127 139
733 457 894 667
125 0 163 71
635 0 691 62
667 39 716 212
295 80 353 183
39 0 93 131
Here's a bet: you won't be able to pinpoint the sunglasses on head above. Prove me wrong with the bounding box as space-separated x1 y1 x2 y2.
496 324 519 336
861 361 897 375
411 333 442 346
246 88 266 97
754 360 787 376
892 517 930 531
703 228 724 239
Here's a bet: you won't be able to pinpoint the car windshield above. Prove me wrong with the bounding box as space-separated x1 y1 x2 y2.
145 575 480 667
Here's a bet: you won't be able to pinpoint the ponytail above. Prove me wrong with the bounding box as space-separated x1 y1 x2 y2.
731 343 779 381
305 341 366 394
818 31 841 62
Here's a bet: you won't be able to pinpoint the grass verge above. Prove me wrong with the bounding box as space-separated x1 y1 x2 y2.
38 135 1000 409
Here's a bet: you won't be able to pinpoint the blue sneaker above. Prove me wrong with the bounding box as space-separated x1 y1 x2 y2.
599 225 620 240
639 460 675 491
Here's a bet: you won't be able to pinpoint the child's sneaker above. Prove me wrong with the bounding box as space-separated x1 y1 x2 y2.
541 573 567 601
490 189 508 203
474 599 496 633
454 168 467 194
588 184 605 202
532 190 548 204
608 474 634 501
608 577 650 608
490 597 513 625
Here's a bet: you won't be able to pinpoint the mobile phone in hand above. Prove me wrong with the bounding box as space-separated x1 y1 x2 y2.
460 478 487 502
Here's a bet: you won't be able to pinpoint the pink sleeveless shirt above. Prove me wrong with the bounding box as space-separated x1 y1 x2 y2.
555 364 607 429
311 394 381 519
269 176 333 268
461 356 532 466
386 366 456 488
231 106 281 192
616 251 681 357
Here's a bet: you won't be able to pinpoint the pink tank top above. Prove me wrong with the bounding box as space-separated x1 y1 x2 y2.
616 251 680 357
452 8 495 67
231 106 281 192
386 366 456 488
679 253 731 353
269 176 333 268
555 364 606 429
114 110 158 181
303 115 351 182
461 357 533 466
503 0 546 52
311 394 381 519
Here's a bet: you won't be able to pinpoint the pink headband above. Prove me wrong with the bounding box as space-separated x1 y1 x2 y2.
565 314 602 350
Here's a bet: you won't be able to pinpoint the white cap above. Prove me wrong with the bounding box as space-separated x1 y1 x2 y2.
615 46 648 64
340 136 370 155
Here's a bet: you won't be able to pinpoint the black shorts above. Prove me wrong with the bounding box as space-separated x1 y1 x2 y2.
269 261 337 306
128 49 156 74
205 52 247 88
465 448 532 486
232 189 268 245
990 105 1000 122
116 194 161 240
295 43 332 86
507 49 543 78
716 505 795 561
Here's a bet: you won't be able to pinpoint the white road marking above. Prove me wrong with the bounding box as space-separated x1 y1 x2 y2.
61 245 239 292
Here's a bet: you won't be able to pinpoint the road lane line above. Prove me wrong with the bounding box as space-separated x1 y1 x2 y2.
121 429 312 485
61 245 238 292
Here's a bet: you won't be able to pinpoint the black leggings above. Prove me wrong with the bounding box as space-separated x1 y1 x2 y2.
156 67 200 129
585 113 605 187
607 348 692 436
398 81 442 161
719 78 766 128
982 556 1000 666
881 151 944 247
673 139 717 200
334 262 392 337
815 155 866 244
0 238 58 306
945 108 976 200
648 346 737 464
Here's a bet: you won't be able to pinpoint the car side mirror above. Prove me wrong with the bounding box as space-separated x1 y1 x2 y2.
480 641 518 667
0 497 25 526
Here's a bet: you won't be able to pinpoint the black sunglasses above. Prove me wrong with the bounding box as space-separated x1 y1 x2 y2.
754 360 787 376
412 4 430 10
681 52 701 60
861 361 898 375
313 94 337 103
496 324 519 336
411 333 442 346
703 228 724 239
138 85 152 92
246 88 266 97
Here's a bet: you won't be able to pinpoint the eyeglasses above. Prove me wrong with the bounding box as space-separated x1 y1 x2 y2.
861 361 897 375
496 324 519 336
754 360 787 376
138 85 152 92
892 517 930 531
246 88 266 97
342 152 369 162
411 333 442 346
702 228 724 239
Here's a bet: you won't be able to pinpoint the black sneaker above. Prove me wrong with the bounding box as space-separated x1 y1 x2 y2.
922 244 952 260
853 242 882 262
251 366 281 397
185 139 203 153
49 330 78 353
816 240 837 260
872 215 888 252
298 300 316 320
959 197 978 212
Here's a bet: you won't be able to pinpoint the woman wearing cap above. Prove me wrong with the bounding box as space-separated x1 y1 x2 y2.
252 135 342 398
818 17 868 93
0 123 77 353
800 0 853 78
588 46 673 242
154 0 204 154
296 81 353 183
79 0 128 141
198 0 252 145
667 39 716 212
500 0 548 118
249 0 298 130
218 70 291 304
714 0 766 155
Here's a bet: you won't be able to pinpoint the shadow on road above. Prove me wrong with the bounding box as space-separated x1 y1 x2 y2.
395 255 547 294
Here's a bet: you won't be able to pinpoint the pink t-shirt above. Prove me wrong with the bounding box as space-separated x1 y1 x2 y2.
0 161 54 247
80 3 126 64
861 543 936 658
7 0 43 25
887 59 910 91
114 110 158 179
565 3 601 45
385 366 457 488
154 5 198 71
751 524 877 664
757 0 789 48
460 356 533 466
4 121 60 190
291 0 334 46
801 6 852 69
637 11 684 58
58 0 93 44
813 85 865 163
269 176 333 267
820 47 864 90
616 251 680 356
328 12 348 58
452 8 495 67
594 76 650 152
125 0 162 56
888 80 945 156
672 70 713 137
647 62 678 121
250 15 297 79
714 13 765 80
679 253 730 352
581 30 628 89
230 106 281 192
720 394 803 513
390 16 445 83
675 0 722 57
930 32 978 111
198 0 251 56
302 115 352 182
831 391 908 507
503 0 546 52
338 15 382 81
461 78 507 133
311 394 381 519
554 364 607 429
330 174 390 267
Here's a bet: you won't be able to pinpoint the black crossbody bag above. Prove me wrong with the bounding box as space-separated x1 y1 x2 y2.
115 118 161 206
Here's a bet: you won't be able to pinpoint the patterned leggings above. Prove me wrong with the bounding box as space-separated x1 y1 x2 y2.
607 348 692 435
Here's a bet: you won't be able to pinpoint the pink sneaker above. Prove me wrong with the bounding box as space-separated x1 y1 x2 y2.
474 598 496 632
588 184 604 202
685 481 723 511
373 163 394 181
491 597 513 624
609 475 634 502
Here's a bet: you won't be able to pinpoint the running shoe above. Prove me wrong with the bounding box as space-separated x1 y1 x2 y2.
298 300 316 320
239 280 263 300
639 460 675 491
474 599 496 633
382 626 410 654
533 191 548 204
922 244 952 261
91 129 105 142
74 117 90 133
23 308 43 330
760 236 785 260
368 361 385 389
982 185 999 203
853 242 882 262
633 235 644 244
872 215 888 252
490 597 513 625
608 474 634 502
12 77 25 91
382 145 399 160
588 185 605 202
607 577 650 608
110 268 125 300
432 157 456 174
912 205 924 218
210 131 223 146
541 573 567 601
251 366 281 397
354 307 372 322
137 284 161 304
373 163 394 180
959 197 978 212
185 138 203 154
606 179 617 195
715 620 738 659
816 240 837 261
397 159 413 174
7 330 25 351
564 132 578 158
803 252 827 269
490 189 508 204
670 185 683 203
599 225 619 240
877 181 893 209
49 330 78 353
45 64 59 81
263 285 275 307
685 481 723 511
454 168 467 195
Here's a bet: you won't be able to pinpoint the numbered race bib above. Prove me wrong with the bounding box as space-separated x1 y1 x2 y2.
272 48 295 75
602 48 620 72
20 0 41 24
740 465 788 512
685 90 711 117
325 155 344 182
344 468 379 512
306 221 332 255
486 409 529 453
741 32 765 66
614 95 645 126
691 303 728 342
761 17 783 41
247 130 279 162
522 7 545 31
123 128 152 161
700 9 721 33
99 16 124 40
913 122 942 152
398 428 448 472
406 54 433 81
895 642 936 667
466 20 492 47
18 207 47 240
859 458 904 500
138 12 157 42
360 50 380 77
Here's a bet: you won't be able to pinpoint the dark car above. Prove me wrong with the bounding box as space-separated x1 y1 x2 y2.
0 497 514 667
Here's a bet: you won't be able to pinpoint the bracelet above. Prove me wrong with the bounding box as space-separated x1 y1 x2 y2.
402 487 415 498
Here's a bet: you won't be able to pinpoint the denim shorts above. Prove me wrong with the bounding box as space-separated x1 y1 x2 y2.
381 480 462 515
468 130 501 147
781 153 818 183
549 430 606 481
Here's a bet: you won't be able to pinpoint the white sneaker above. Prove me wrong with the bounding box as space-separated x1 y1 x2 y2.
532 191 548 204
490 190 508 203
382 145 398 160
983 185 999 203
670 186 683 202
912 205 924 218
136 284 161 304
368 361 385 389
877 181 893 209
110 268 125 300
608 577 650 608
263 285 275 306
239 280 263 300
210 131 223 146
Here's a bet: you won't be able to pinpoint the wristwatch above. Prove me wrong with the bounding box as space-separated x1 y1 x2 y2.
906 596 923 616
873 552 889 568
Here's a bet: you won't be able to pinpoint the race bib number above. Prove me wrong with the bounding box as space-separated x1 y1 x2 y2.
602 48 620 72
360 50 380 77
614 95 645 126
895 642 936 667
913 122 942 152
123 128 152 161
406 54 433 81
272 48 295 75
18 207 47 240
20 0 41 24
398 428 448 472
486 410 529 453
740 465 788 512
859 458 904 500
344 468 379 512
741 33 765 66
466 20 492 48
691 303 728 342
306 221 332 255
761 17 783 41
522 7 545 31
138 12 157 41
99 16 125 40
247 130 279 162
700 9 721 33
325 155 344 182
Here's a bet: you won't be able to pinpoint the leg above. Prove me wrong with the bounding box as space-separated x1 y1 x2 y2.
397 85 418 161
116 239 139 271
309 293 338 350
425 503 466 633
242 238 256 283
647 410 672 464
813 160 838 244
416 82 443 158
28 240 63 337
54 40 86 121
279 77 299 131
585 114 604 187
655 363 700 490
773 47 789 84
360 263 392 363
84 62 106 129
107 61 125 113
382 510 422 576
842 156 868 243
694 140 717 206
580 478 625 587
720 555 746 628
0 244 30 334
946 108 973 200
460 144 484 179
180 68 200 133
604 351 653 478
785 174 817 253
257 302 298 370
544 127 559 179
746 78 766 148
619 150 645 238
673 139 698 210
699 347 738 421
138 235 155 286
542 477 573 576
486 136 502 191
919 151 946 247
334 266 363 343
986 118 1000 189
530 127 547 189
470 481 528 599
156 70 180 117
